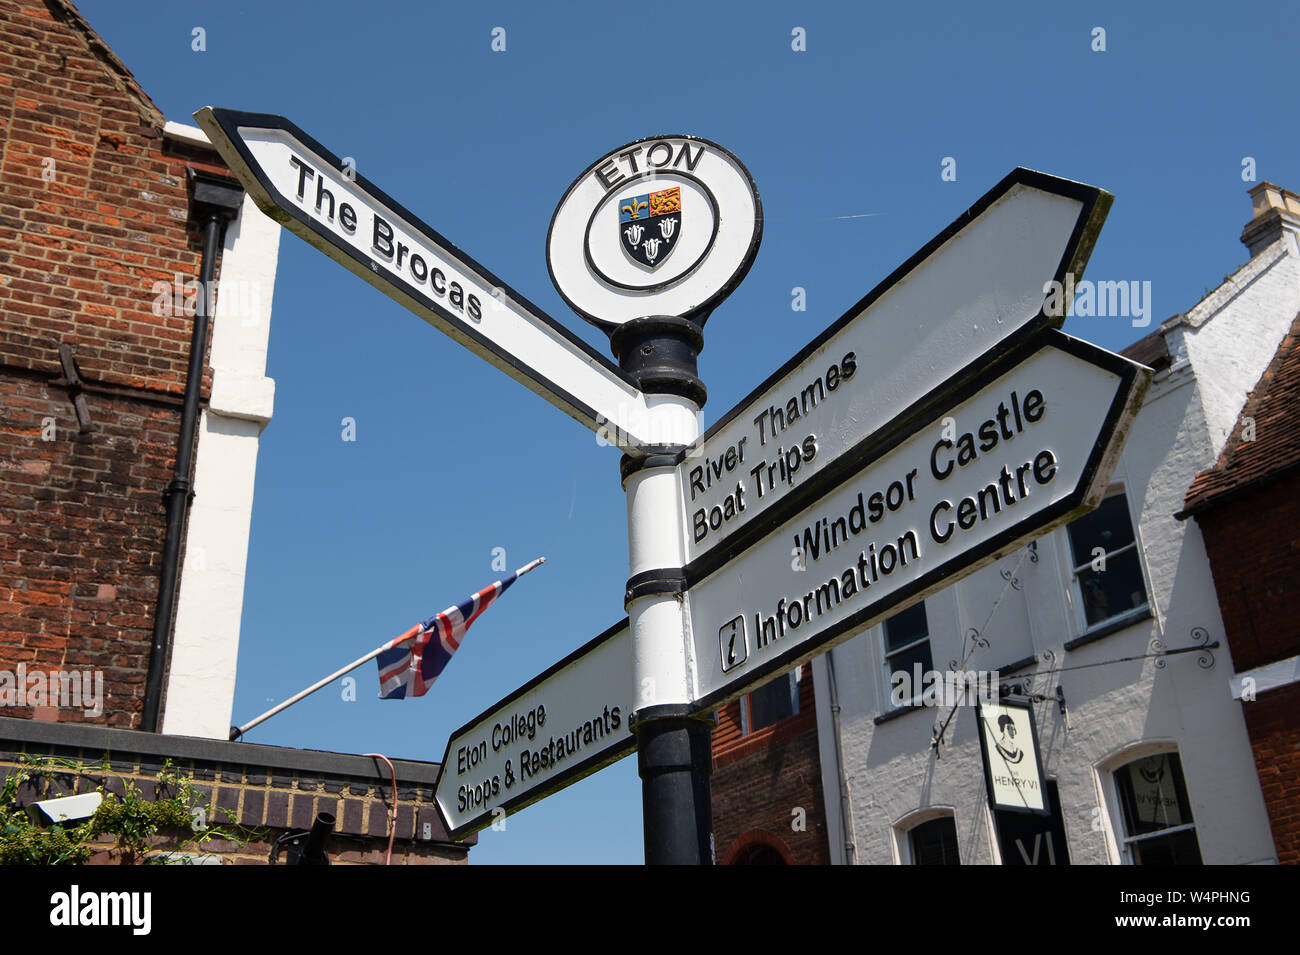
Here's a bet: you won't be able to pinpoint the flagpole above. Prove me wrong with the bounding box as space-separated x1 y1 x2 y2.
228 644 391 741
227 557 546 741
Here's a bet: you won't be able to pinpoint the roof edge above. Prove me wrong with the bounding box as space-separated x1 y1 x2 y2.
0 715 441 785
43 0 166 129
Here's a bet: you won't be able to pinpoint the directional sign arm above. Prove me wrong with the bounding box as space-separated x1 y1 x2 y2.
433 618 635 840
194 108 658 453
685 330 1151 710
677 169 1114 574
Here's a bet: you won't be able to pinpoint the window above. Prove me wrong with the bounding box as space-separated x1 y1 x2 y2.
908 816 960 865
723 831 792 865
882 602 932 707
1111 752 1202 864
740 669 799 735
732 843 787 865
1066 489 1149 631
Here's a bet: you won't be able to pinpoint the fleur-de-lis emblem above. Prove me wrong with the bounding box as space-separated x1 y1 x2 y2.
624 224 644 246
620 198 648 220
642 238 662 262
659 218 676 240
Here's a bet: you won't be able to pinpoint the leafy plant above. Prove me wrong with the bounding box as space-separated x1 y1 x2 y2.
0 755 265 865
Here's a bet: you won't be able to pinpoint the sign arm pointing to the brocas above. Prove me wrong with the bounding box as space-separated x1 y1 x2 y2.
193 107 659 453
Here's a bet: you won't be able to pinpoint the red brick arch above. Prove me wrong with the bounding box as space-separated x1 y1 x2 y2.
722 828 792 865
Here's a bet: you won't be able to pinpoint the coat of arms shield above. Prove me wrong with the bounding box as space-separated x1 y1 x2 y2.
618 186 681 268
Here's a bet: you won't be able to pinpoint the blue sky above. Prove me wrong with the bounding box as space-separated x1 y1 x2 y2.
78 0 1299 863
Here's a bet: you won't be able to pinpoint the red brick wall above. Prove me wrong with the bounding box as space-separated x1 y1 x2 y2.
0 0 230 396
1196 477 1300 673
0 374 182 726
711 668 830 864
1240 682 1300 864
1195 475 1300 864
0 1 234 727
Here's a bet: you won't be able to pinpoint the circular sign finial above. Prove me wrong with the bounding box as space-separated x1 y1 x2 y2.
547 135 761 331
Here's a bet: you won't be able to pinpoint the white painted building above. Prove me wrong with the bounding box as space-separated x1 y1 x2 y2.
159 122 281 740
811 182 1300 865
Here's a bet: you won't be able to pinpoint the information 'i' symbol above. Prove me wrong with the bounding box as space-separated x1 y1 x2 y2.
719 615 747 672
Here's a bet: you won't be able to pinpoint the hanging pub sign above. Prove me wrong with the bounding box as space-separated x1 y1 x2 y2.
994 779 1072 865
976 696 1050 815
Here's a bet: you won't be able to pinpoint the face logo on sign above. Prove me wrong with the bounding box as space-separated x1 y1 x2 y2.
994 714 1025 764
619 187 682 268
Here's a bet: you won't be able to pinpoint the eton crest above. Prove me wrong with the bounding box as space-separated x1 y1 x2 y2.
619 186 681 268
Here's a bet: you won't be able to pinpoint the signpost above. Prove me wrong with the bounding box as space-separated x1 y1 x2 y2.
201 102 1150 861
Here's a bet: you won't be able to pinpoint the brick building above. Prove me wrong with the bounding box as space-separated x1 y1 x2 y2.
0 0 469 863
1180 229 1300 865
711 664 829 864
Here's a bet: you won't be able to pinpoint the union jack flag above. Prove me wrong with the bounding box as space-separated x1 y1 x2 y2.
375 558 544 700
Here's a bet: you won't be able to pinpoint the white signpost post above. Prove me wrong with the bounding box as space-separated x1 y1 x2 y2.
199 104 1150 861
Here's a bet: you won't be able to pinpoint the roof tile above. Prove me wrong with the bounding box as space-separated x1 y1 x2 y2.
1183 311 1300 514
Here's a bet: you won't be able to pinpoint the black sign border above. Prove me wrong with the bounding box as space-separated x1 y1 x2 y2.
687 329 1149 712
430 617 634 842
195 108 654 450
976 696 1053 817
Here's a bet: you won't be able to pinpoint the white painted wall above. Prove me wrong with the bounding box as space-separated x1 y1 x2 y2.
1176 228 1300 459
162 162 279 738
814 211 1300 866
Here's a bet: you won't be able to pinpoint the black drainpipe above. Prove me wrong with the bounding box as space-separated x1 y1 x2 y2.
141 169 244 733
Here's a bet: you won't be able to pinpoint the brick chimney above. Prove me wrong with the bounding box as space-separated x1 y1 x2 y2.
1241 181 1300 257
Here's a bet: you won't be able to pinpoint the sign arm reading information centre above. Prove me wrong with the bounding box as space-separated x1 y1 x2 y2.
686 330 1148 710
194 108 658 452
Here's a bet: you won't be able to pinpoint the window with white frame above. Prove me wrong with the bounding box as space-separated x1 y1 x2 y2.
905 814 960 865
882 602 932 707
1111 751 1202 864
740 668 799 735
1065 488 1149 631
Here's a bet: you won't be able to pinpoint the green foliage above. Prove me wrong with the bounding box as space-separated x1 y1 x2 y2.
0 755 264 865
